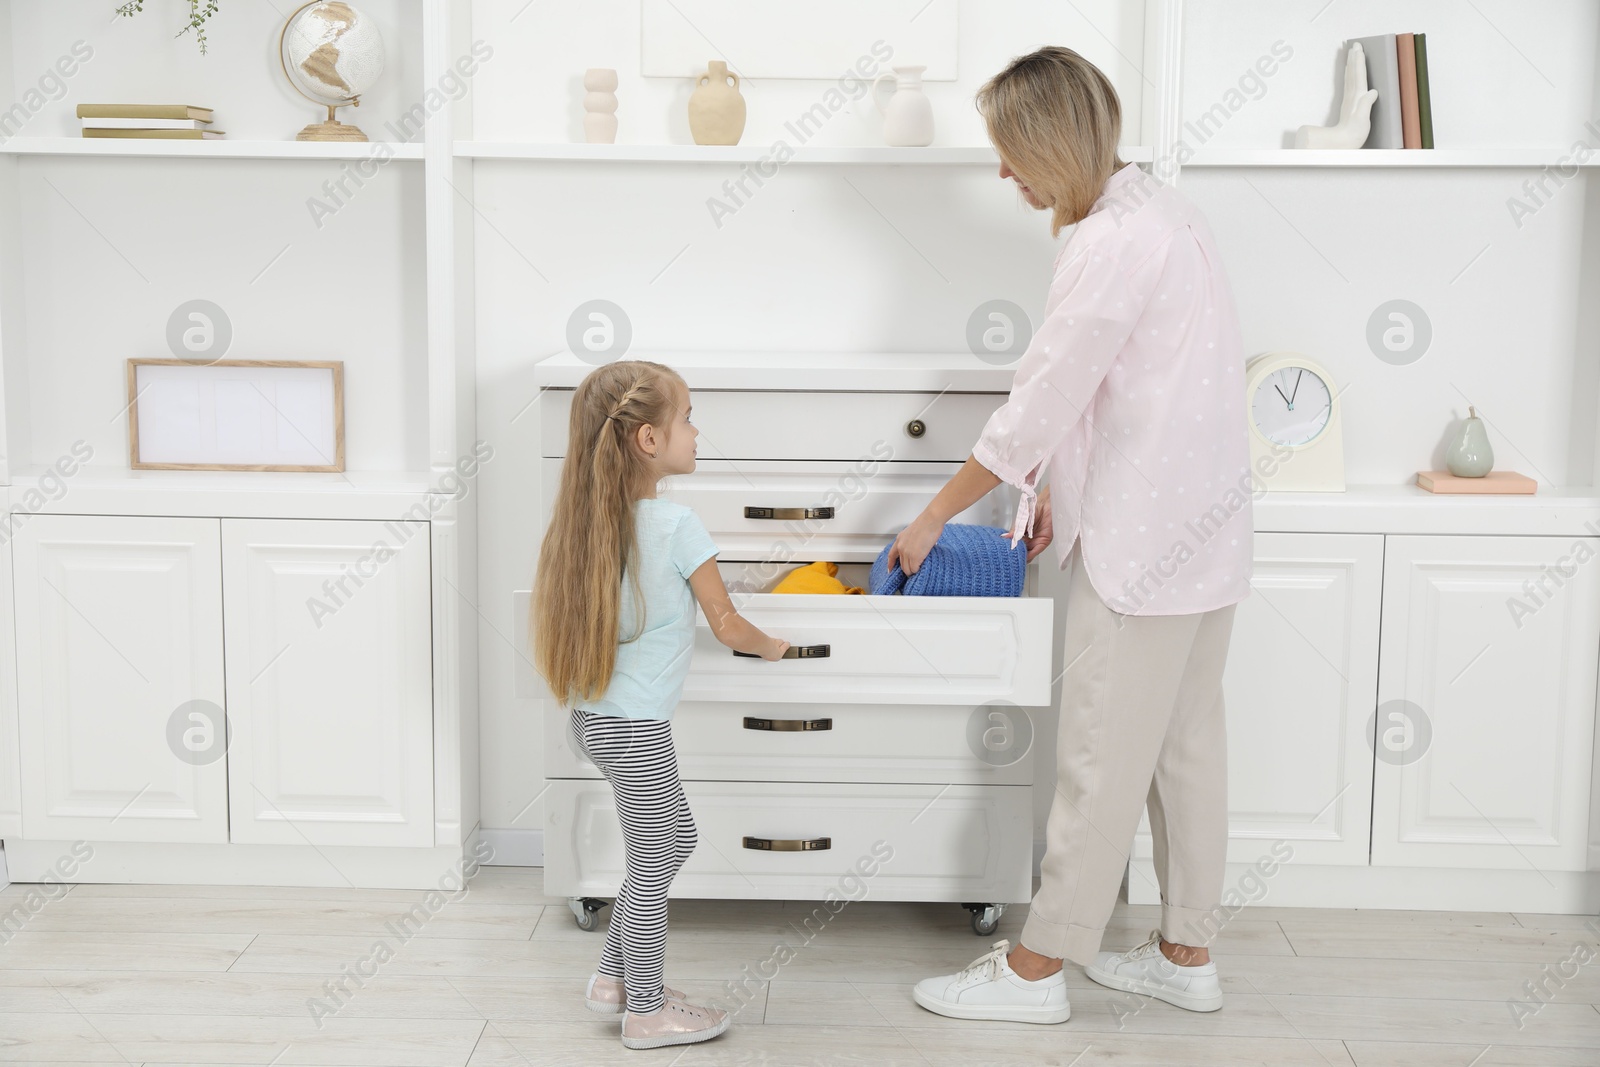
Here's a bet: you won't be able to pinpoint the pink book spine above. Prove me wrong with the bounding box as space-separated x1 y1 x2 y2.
1397 32 1422 149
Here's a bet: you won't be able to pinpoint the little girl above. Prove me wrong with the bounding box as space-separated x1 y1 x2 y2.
532 359 789 1051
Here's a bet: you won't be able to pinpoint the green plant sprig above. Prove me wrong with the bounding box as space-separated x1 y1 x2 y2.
115 0 222 55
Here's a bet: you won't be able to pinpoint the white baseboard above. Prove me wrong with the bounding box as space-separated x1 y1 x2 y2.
477 827 544 867
1127 857 1600 913
2 839 471 890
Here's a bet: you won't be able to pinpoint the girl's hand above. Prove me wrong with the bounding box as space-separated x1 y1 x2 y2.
886 512 945 576
1003 486 1054 562
761 637 790 662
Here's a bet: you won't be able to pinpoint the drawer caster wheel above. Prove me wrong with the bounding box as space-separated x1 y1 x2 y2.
963 902 1005 936
569 897 608 932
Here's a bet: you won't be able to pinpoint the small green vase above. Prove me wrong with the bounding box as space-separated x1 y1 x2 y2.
1446 406 1494 478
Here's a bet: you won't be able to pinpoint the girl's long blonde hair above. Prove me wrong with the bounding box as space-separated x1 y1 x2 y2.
976 46 1126 237
532 360 687 707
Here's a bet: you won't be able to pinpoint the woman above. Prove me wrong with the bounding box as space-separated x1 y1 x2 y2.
893 47 1253 1023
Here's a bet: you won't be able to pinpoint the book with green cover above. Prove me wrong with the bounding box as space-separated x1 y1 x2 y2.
1414 33 1434 149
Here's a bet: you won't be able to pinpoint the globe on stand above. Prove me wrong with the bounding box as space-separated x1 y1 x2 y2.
279 2 385 142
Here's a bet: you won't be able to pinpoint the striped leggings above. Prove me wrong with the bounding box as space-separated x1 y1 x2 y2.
571 708 698 1015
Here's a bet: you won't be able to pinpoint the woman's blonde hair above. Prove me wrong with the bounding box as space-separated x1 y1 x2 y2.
976 46 1126 237
532 359 688 706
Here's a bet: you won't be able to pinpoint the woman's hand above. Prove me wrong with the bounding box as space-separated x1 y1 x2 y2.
1003 485 1054 562
887 512 945 576
760 636 791 662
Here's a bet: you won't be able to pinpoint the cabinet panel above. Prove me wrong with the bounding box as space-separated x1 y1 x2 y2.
541 389 1001 463
544 780 1033 902
1373 535 1600 871
12 515 226 842
541 458 1011 564
1133 532 1382 867
681 592 1054 706
0 532 19 837
222 518 433 847
1220 533 1382 865
546 700 1033 785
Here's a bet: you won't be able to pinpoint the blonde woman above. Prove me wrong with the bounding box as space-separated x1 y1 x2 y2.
533 360 789 1049
894 47 1253 1022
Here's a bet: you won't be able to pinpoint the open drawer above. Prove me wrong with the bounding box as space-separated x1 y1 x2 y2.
682 590 1053 706
543 779 1034 903
540 388 1002 462
546 700 1035 785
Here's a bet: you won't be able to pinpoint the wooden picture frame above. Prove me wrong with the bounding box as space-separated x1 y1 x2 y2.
126 358 346 472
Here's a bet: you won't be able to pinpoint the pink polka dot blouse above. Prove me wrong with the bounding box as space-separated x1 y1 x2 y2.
971 163 1254 616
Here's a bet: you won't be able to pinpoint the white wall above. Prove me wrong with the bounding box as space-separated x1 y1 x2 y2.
472 1 1600 852
1 2 431 476
1179 0 1600 486
469 0 1122 845
6 1 424 141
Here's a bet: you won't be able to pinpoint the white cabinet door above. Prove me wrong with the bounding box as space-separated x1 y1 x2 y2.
1131 532 1382 869
12 515 227 842
221 519 433 847
1373 535 1600 871
1219 532 1383 866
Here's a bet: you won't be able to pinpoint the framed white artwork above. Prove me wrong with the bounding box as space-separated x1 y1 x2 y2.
126 359 345 472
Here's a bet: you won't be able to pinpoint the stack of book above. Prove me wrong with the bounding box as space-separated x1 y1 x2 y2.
1354 33 1433 149
77 104 223 140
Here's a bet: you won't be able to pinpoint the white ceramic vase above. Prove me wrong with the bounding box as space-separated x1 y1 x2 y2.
872 65 934 147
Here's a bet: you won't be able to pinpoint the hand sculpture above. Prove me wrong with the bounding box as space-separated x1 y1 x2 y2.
1294 41 1378 149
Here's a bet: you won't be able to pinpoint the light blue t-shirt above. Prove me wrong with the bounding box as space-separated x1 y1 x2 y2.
578 498 720 720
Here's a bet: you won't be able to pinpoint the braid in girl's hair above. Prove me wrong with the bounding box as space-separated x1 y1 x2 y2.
532 360 688 705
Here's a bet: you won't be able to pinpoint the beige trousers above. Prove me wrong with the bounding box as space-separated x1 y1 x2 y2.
1020 541 1237 966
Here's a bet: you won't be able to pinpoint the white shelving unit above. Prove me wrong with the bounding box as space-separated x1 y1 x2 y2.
1185 148 1597 167
455 142 1156 164
0 0 1597 908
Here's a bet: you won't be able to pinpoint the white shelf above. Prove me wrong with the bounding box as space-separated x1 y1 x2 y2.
532 351 1024 392
1255 483 1600 537
458 142 1155 165
1184 148 1587 168
4 465 438 521
0 138 425 161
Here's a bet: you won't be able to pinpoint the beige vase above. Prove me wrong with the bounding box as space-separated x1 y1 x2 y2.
688 59 745 145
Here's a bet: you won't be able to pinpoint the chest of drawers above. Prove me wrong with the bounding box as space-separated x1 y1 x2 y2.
534 353 1055 935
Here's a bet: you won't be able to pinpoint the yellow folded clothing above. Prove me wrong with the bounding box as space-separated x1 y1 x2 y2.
771 561 864 595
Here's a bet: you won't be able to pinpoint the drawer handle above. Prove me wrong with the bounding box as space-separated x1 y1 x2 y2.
733 644 831 659
743 716 833 732
743 836 831 852
744 506 835 520
905 418 926 439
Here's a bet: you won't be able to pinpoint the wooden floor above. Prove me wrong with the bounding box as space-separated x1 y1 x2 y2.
1 866 1597 1065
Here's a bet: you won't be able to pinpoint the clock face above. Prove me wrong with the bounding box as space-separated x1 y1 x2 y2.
1252 365 1332 447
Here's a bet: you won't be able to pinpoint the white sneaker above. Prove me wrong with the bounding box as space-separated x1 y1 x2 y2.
912 939 1071 1024
1085 929 1223 1012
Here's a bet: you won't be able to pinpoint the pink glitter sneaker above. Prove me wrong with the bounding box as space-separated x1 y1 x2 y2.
620 999 730 1050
